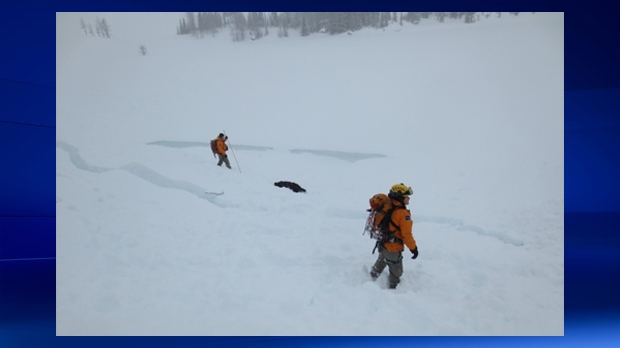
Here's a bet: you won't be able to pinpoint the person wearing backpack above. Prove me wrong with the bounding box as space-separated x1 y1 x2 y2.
370 183 418 289
214 133 231 169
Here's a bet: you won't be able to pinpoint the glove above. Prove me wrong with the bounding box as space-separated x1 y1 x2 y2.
410 247 418 259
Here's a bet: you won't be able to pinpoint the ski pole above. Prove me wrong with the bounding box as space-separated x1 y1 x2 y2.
223 130 241 173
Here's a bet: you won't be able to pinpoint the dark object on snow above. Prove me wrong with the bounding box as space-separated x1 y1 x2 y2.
274 181 307 193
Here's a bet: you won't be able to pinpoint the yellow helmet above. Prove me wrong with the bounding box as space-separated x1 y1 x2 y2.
388 183 413 200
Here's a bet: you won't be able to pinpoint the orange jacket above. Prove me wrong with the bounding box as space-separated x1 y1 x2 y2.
215 137 228 155
382 200 416 252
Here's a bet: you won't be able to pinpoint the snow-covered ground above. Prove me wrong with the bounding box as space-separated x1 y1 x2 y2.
56 12 564 335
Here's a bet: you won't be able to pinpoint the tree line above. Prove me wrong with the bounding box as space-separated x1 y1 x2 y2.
177 12 526 41
80 17 111 38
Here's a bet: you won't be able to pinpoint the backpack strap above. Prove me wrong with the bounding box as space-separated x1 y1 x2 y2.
382 207 405 245
372 207 405 254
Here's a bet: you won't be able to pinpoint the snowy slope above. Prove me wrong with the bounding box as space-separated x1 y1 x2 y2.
56 12 564 335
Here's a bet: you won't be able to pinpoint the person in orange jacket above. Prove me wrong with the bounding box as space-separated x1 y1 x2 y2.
370 183 418 289
215 133 231 169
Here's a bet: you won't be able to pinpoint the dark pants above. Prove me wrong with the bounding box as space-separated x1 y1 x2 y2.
371 245 403 288
217 154 231 169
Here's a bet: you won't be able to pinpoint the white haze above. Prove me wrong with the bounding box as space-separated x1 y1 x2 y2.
56 12 564 335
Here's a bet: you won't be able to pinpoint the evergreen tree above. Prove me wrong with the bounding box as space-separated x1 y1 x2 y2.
100 18 111 38
95 18 102 37
215 12 225 35
406 12 421 25
301 17 309 37
316 12 330 32
247 12 264 40
269 12 279 27
379 12 390 28
230 12 247 41
349 12 364 31
177 18 187 35
196 12 222 37
464 12 476 23
185 12 197 36
80 18 88 35
278 12 291 38
327 12 348 34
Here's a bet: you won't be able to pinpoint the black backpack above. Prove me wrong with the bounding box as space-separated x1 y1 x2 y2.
210 139 218 156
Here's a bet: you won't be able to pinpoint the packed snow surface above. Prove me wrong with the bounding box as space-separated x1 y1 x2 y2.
56 12 564 335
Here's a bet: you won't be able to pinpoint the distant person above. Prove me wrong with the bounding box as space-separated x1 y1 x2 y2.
215 133 231 169
370 183 418 289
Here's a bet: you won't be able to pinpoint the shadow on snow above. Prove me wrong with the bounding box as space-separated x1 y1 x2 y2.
146 140 386 162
